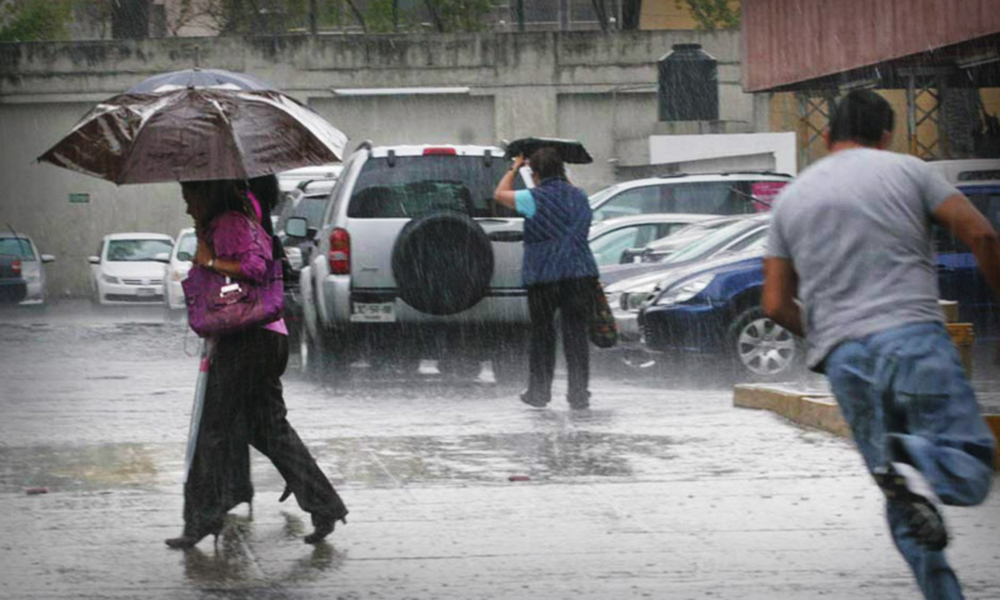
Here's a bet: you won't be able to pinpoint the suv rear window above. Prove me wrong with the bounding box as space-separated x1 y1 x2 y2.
347 155 522 219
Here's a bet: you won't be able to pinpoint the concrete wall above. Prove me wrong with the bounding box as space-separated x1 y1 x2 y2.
0 30 753 297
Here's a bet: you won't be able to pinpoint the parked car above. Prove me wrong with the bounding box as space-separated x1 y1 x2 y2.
293 142 530 378
929 159 1000 340
164 228 196 310
0 254 27 304
589 172 791 223
600 214 770 286
637 248 799 382
0 232 55 304
588 214 715 267
606 217 772 358
89 233 173 305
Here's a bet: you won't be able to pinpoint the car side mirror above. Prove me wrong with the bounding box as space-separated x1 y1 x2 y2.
177 251 193 262
620 248 643 264
285 217 309 239
88 256 100 264
41 254 56 263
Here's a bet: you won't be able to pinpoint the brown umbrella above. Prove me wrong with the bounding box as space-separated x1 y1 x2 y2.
38 87 347 184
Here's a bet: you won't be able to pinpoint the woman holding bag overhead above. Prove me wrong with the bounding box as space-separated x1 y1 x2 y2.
166 178 348 549
494 148 600 410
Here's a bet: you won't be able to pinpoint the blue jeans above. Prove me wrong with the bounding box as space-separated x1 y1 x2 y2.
825 321 995 600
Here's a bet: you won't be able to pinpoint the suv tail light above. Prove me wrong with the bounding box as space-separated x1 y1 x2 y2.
11 259 21 275
423 147 456 156
328 228 350 274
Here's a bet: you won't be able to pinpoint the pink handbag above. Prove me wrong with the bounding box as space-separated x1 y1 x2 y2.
182 266 282 336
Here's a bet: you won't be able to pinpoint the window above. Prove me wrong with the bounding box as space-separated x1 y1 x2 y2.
723 227 769 253
590 224 660 266
347 155 522 219
0 238 35 260
106 239 173 262
176 233 197 261
593 186 661 221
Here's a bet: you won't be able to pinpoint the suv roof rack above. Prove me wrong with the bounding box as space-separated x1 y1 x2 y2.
354 139 374 152
657 171 793 179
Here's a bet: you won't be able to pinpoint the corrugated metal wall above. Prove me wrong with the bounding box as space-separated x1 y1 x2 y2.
743 0 1000 91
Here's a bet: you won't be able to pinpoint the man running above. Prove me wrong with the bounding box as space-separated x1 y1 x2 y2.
763 90 997 599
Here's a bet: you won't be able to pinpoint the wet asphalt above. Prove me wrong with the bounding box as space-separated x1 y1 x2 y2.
0 301 998 599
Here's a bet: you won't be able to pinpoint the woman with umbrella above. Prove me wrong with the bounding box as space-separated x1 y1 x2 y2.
168 176 347 548
38 69 351 547
493 143 600 410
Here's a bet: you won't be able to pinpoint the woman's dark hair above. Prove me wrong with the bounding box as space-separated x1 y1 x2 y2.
182 179 252 232
528 147 566 181
829 90 895 147
247 174 280 237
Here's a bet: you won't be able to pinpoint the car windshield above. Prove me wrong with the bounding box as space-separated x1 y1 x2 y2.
0 238 34 260
661 219 760 265
106 239 172 262
347 155 524 219
175 233 197 261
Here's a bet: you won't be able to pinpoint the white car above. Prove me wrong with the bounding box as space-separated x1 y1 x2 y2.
165 228 196 310
0 232 55 304
589 172 792 222
89 233 173 305
588 214 716 267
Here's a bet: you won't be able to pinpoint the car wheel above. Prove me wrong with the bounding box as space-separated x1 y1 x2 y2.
727 307 802 382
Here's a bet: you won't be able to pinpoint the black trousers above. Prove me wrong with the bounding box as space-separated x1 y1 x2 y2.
526 277 594 403
183 328 347 535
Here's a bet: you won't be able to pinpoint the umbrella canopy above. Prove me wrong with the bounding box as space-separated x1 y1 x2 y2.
504 137 593 164
38 87 347 184
127 68 275 94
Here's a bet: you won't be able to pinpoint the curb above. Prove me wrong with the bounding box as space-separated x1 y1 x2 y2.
733 384 1000 472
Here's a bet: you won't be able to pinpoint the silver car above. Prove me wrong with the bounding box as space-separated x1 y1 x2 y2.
0 232 55 304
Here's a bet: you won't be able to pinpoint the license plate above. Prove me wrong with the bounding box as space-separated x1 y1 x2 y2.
351 302 395 322
137 287 156 296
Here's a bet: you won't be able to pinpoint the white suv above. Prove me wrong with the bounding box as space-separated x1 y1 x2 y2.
296 143 530 378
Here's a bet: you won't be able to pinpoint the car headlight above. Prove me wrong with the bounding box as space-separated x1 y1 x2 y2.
653 275 715 307
619 289 654 312
102 274 120 284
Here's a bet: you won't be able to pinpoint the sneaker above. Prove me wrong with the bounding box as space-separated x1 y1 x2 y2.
519 391 549 408
873 463 948 551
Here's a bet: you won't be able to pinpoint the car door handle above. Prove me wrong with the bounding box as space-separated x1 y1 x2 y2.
488 231 524 243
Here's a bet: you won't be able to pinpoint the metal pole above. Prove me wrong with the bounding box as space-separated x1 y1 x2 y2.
906 74 918 156
516 0 525 31
309 0 317 35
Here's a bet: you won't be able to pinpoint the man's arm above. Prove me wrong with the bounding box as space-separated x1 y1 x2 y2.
933 193 1000 299
762 257 804 337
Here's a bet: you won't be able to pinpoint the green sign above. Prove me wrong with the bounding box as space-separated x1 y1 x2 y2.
69 193 90 204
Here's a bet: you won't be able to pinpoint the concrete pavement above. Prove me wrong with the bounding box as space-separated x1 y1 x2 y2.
1 302 998 599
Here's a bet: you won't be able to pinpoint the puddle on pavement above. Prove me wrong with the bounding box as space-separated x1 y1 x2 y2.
0 443 167 493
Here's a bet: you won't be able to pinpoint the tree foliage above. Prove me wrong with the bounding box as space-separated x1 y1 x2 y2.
676 0 740 31
0 0 74 42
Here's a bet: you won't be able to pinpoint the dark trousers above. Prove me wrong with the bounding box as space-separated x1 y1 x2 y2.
526 277 593 403
183 328 347 535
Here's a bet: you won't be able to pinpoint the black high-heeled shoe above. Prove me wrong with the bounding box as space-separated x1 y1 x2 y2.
165 523 223 550
304 515 347 544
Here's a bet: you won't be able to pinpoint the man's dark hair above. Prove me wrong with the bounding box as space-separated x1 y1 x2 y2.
829 90 895 147
528 147 566 181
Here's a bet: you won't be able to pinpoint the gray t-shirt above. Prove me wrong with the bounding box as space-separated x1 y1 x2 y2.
767 148 960 370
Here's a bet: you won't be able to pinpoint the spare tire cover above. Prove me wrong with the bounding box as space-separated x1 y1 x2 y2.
391 212 495 315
